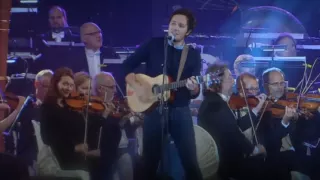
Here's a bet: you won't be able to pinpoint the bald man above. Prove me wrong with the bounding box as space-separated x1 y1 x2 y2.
40 6 80 42
93 72 136 180
93 71 117 101
80 22 119 77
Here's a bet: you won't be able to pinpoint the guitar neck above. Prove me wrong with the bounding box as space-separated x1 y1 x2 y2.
161 76 203 91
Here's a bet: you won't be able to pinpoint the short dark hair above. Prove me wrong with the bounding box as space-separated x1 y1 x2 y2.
274 32 296 46
262 67 284 84
49 6 67 20
169 8 196 33
203 62 228 94
236 72 257 91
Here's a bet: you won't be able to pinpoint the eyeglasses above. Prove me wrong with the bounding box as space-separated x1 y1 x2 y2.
100 84 116 89
245 88 260 92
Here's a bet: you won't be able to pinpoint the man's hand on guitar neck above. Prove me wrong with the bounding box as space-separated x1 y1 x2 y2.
186 76 199 95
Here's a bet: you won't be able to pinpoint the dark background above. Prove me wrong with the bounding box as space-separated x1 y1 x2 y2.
10 0 320 46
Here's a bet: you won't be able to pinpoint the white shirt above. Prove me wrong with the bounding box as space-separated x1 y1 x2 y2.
118 129 129 148
218 93 230 102
85 48 101 77
52 32 65 42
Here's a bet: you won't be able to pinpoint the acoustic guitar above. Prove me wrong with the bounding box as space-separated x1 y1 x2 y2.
126 73 221 112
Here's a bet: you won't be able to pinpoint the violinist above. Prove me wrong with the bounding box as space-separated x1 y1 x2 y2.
0 86 29 179
198 62 270 180
233 72 267 145
0 90 25 133
233 54 256 77
92 72 137 180
40 67 102 180
16 69 53 171
261 67 311 180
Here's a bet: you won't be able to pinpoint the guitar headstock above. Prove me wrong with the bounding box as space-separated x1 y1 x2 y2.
203 70 223 88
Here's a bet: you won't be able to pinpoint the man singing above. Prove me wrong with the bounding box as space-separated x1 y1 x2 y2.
122 8 203 180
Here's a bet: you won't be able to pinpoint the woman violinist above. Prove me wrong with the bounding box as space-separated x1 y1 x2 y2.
39 67 110 180
73 71 122 180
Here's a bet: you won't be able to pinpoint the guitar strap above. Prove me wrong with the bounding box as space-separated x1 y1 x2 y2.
176 45 189 82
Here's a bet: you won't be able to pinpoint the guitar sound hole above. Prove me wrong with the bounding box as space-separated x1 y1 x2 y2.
152 85 161 95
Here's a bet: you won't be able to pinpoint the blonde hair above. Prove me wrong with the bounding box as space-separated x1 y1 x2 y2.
74 71 91 88
35 69 53 82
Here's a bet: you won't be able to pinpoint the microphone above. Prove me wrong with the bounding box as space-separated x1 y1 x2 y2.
167 33 175 42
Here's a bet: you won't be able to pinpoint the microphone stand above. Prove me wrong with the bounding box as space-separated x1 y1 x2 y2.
157 36 170 179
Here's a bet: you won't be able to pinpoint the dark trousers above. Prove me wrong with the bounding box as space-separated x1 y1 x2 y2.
0 153 30 180
266 151 309 180
99 116 122 180
143 106 203 180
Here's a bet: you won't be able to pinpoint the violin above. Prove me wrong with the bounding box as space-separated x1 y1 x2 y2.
108 96 131 119
64 92 105 114
228 94 314 118
0 91 20 116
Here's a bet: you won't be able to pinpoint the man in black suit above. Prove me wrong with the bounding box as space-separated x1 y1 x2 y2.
78 22 119 76
40 6 80 43
198 62 270 180
261 67 312 180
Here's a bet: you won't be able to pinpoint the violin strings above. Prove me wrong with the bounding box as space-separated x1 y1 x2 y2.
239 79 259 145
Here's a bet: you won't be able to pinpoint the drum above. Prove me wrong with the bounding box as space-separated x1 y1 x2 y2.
194 125 219 179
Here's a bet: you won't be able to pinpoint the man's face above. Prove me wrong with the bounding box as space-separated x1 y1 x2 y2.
96 76 116 102
241 77 260 96
168 14 189 43
221 69 235 96
82 24 103 50
275 37 297 57
49 8 67 29
265 71 286 99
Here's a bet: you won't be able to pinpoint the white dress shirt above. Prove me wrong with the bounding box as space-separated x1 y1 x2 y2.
52 32 65 42
118 129 129 148
85 48 101 77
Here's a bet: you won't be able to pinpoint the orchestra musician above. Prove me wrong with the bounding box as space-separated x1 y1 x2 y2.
16 69 53 173
234 72 267 145
40 6 80 42
39 67 120 180
73 71 123 180
92 72 142 180
198 63 270 180
122 8 203 180
261 67 311 180
0 86 29 179
233 54 256 77
78 22 119 77
273 33 297 57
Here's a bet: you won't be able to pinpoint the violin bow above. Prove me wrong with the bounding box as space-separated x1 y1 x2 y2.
302 58 319 94
239 79 259 145
83 78 92 158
